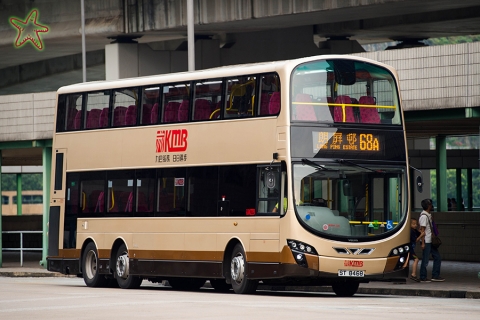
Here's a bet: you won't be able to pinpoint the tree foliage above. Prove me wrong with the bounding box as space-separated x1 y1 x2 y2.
1 174 43 191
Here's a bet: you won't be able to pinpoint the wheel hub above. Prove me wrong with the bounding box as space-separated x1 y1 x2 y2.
231 254 245 283
116 253 129 279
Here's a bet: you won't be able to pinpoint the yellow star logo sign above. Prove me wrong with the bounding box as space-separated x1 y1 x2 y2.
10 9 49 50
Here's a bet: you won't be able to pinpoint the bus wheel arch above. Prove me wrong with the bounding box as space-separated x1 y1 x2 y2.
81 241 107 287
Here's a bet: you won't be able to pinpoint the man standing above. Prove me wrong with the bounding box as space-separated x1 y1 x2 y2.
419 199 445 282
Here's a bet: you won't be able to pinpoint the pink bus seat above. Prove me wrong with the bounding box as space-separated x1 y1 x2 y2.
99 108 109 128
86 109 102 129
334 95 355 123
193 99 211 121
66 109 78 130
113 106 127 126
293 93 316 121
259 93 270 115
163 101 180 123
358 96 380 124
150 103 159 124
73 110 82 129
125 105 137 125
268 92 281 115
178 100 190 122
142 104 153 124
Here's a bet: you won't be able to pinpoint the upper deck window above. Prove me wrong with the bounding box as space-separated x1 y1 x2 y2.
291 59 401 125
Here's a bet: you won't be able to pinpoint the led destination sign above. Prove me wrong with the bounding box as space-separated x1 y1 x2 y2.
313 131 382 153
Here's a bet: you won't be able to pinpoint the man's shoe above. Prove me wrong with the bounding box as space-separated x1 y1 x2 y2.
420 279 431 283
431 277 445 282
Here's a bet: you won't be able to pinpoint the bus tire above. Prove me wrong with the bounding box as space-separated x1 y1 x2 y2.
230 244 257 294
114 244 142 289
168 278 205 291
210 279 232 292
332 281 359 297
82 242 107 287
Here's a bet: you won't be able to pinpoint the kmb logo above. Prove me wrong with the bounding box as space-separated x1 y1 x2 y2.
156 129 188 153
344 260 364 267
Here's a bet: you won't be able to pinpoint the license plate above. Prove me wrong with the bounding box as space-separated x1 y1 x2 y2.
338 270 364 277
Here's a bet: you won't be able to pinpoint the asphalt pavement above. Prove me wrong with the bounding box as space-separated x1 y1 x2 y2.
1 251 479 299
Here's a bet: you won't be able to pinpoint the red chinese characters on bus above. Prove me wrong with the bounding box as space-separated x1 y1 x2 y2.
156 129 188 153
344 260 364 267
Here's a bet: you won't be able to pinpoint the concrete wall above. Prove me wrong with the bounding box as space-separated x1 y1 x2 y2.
411 211 480 262
355 42 480 112
0 92 55 142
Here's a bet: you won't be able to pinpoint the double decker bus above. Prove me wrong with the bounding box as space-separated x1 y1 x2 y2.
47 55 410 296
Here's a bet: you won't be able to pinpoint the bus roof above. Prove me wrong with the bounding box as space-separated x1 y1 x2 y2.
57 54 394 94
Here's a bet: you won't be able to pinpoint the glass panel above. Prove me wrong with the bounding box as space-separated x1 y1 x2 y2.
107 170 135 215
65 173 80 248
57 94 83 131
162 82 190 123
113 88 138 127
293 161 406 238
225 76 256 118
193 79 222 121
2 196 9 205
79 171 106 214
156 168 186 216
218 165 257 216
259 73 280 116
142 86 160 125
291 59 401 125
136 170 155 215
86 91 110 129
187 166 218 216
257 166 282 216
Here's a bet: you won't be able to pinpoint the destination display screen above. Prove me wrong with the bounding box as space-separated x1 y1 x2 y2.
312 131 383 153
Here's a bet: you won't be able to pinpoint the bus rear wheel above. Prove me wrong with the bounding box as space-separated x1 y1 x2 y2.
230 244 257 294
115 244 142 289
332 281 359 297
82 242 107 287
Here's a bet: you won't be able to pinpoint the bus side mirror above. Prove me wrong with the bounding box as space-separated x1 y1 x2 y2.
266 171 276 189
416 176 423 193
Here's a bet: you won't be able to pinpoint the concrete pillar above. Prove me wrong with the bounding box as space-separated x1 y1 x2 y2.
456 168 462 211
16 173 22 216
436 136 447 212
105 43 139 80
40 147 51 268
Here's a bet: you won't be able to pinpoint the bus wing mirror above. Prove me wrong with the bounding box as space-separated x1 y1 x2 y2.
416 176 423 193
266 171 276 189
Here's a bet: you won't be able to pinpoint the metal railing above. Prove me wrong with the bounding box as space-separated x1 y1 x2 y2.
1 231 42 267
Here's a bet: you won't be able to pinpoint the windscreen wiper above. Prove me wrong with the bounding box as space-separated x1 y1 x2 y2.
336 159 385 174
301 158 338 172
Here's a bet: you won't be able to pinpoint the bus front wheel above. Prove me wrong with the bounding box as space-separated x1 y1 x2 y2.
82 242 107 287
332 281 359 297
114 244 142 289
230 244 257 294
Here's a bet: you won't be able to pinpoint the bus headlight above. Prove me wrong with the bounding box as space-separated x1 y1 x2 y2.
287 239 318 268
388 243 410 270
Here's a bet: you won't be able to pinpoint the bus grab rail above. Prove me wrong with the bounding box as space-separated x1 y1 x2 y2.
1 231 43 267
